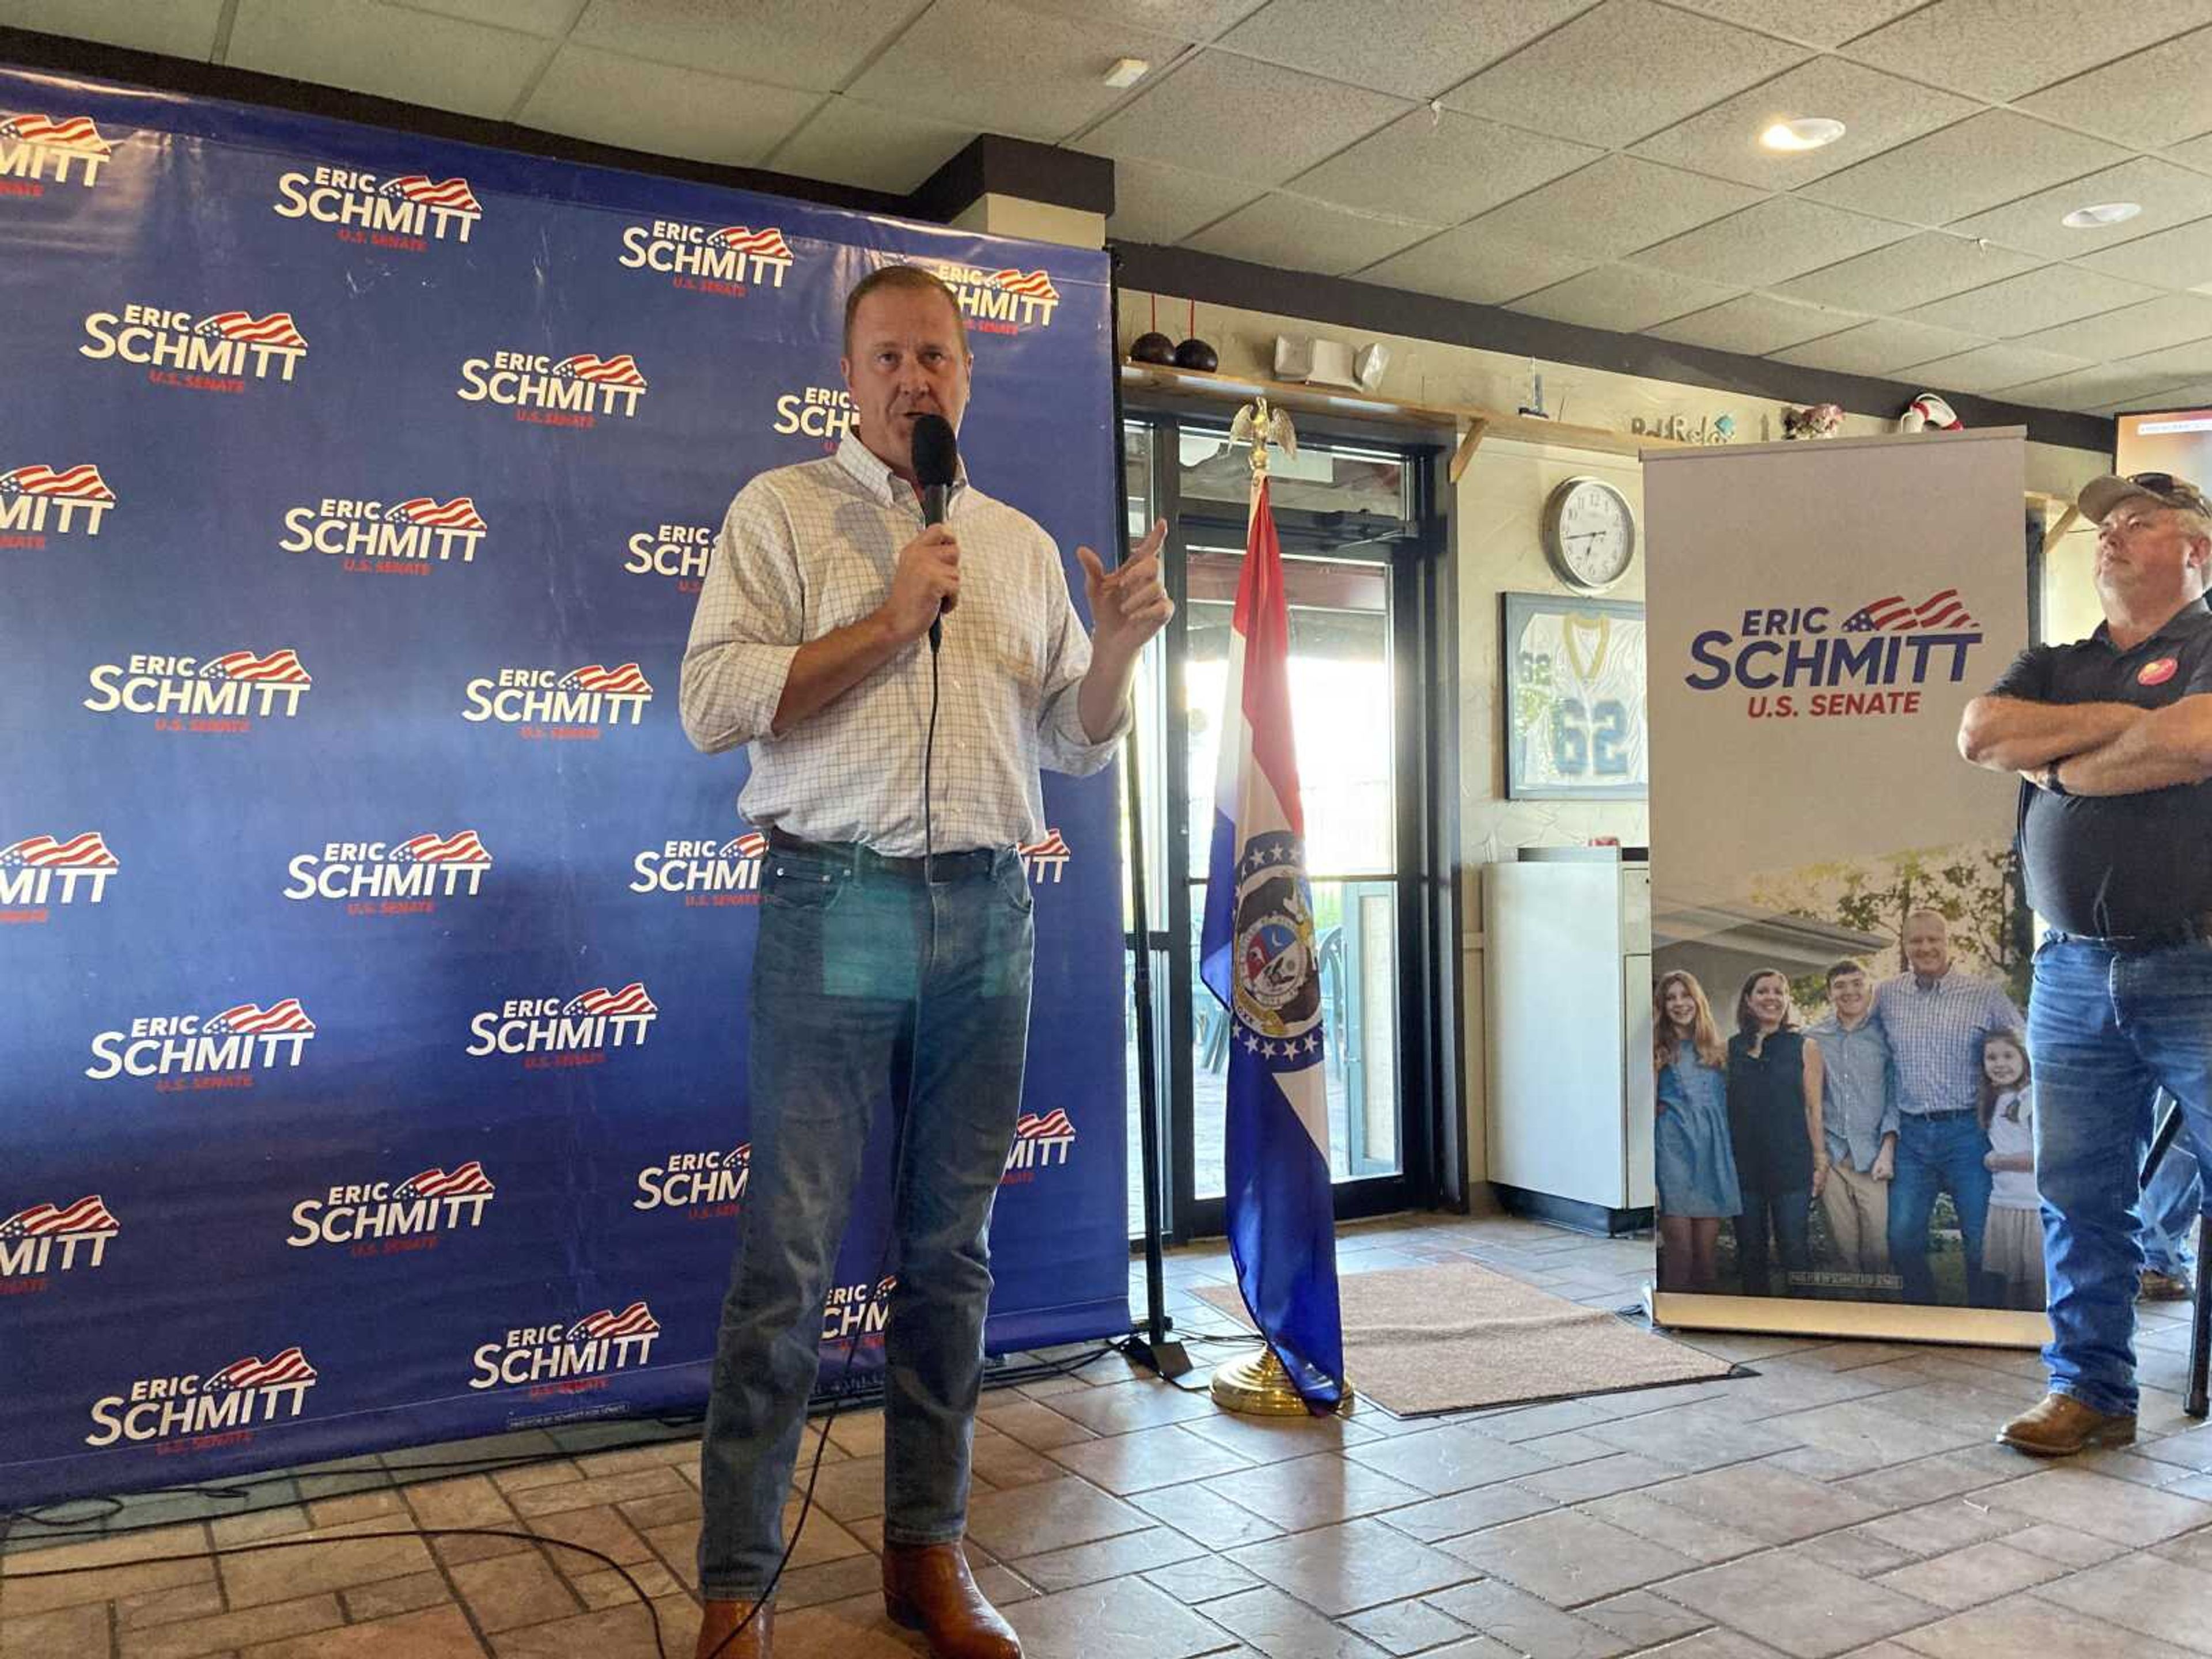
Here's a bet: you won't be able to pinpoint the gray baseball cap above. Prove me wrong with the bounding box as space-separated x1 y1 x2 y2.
2080 471 2212 522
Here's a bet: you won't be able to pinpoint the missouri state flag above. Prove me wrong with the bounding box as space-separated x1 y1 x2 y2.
1199 472 1346 1412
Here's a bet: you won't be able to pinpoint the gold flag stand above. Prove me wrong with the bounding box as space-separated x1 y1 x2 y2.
1208 395 1354 1421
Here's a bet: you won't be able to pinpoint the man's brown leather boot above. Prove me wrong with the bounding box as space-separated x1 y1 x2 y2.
1997 1392 2136 1456
882 1541 1020 1658
693 1598 772 1658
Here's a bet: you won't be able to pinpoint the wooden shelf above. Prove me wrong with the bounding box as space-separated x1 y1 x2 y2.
1117 361 1676 461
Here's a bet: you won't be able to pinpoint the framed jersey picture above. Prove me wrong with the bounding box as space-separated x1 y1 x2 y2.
1503 592 1649 800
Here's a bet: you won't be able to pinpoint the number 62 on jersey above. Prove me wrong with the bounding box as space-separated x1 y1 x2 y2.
1503 592 1649 801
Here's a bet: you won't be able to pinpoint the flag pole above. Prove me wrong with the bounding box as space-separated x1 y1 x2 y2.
1206 397 1353 1418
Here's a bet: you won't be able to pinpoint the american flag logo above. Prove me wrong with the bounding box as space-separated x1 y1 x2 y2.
395 1161 494 1199
379 174 482 214
709 225 793 260
558 662 652 695
552 354 646 389
1017 830 1070 861
0 113 111 154
718 832 768 860
396 830 490 866
206 1347 317 1391
1 1195 119 1238
873 1275 899 1301
567 1301 658 1341
383 497 487 531
194 312 309 352
562 982 657 1018
990 268 1060 301
1841 588 1975 632
199 649 312 685
1014 1109 1074 1142
202 999 316 1036
1 464 115 502
1 832 118 870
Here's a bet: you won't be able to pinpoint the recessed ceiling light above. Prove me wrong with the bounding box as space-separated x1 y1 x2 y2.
1102 57 1150 89
2063 201 2142 228
1760 117 1846 151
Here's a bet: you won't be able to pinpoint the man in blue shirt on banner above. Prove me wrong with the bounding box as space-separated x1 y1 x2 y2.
679 264 1170 1657
1959 469 2212 1456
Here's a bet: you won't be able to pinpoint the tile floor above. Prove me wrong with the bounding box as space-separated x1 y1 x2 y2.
5 1211 2210 1659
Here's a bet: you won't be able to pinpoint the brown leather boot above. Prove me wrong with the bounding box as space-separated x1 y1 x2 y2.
693 1598 772 1659
882 1541 1021 1659
1997 1392 2136 1457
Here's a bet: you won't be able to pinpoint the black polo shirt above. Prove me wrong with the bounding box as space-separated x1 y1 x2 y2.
1988 598 2212 937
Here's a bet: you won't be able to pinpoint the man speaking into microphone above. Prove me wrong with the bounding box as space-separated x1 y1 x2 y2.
677 263 1170 1659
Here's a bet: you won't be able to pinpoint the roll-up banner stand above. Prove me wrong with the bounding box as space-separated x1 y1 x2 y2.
0 63 1131 1506
1646 429 2047 1346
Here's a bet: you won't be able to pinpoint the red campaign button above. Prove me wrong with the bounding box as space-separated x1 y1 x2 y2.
2139 657 2179 686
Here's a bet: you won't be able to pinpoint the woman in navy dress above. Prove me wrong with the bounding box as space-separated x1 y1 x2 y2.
1654 970 1741 1293
1726 969 1828 1297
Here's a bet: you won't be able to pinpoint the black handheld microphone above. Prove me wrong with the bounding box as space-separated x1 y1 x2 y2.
911 412 958 653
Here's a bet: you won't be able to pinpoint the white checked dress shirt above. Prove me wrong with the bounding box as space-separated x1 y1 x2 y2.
680 433 1124 855
1873 969 2022 1117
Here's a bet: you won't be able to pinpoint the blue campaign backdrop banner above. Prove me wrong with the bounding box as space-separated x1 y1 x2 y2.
0 65 1130 1506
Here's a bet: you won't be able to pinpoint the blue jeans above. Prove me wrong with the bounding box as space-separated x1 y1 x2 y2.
1887 1113 1995 1306
2141 1097 2204 1277
696 841 1035 1600
1735 1185 1810 1296
2030 938 2212 1416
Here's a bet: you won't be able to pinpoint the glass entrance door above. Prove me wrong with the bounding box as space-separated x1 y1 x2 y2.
1122 416 1435 1241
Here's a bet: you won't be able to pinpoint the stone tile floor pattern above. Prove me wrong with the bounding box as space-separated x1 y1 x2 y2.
5 1211 2210 1658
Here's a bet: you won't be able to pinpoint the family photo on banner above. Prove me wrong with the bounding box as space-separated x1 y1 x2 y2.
1646 428 2044 1317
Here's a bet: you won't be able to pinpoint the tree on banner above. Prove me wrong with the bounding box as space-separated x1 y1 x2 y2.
1199 403 1349 1414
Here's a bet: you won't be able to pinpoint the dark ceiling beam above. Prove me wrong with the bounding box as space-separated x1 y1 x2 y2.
1113 242 2116 457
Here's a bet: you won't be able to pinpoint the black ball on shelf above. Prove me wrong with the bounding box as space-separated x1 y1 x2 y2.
1128 331 1176 365
1172 336 1218 373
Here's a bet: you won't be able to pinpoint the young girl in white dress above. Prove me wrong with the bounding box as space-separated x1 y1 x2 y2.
1979 1029 2044 1312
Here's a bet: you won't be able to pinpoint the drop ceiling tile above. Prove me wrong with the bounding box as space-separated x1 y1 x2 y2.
1081 52 1410 186
1649 293 1862 354
1440 0 1806 150
997 0 1265 41
2004 362 2204 411
1290 110 1602 226
848 0 1189 141
2095 377 2212 414
2171 132 2212 176
1464 154 1766 263
2122 339 2212 381
1355 224 1598 305
1899 341 2092 394
565 0 922 90
1769 317 1993 375
1950 160 2212 263
1217 0 1596 101
228 0 555 118
2077 215 2212 290
1802 111 2133 226
388 0 588 36
1903 266 2166 337
766 97 974 194
2014 293 2212 359
1654 0 1927 48
1510 263 1744 332
0 0 228 58
516 46 821 165
1185 193 1440 276
2018 25 2212 149
1774 232 2041 311
1630 57 1978 191
1106 158 1266 244
1633 197 1912 289
1842 0 2212 103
